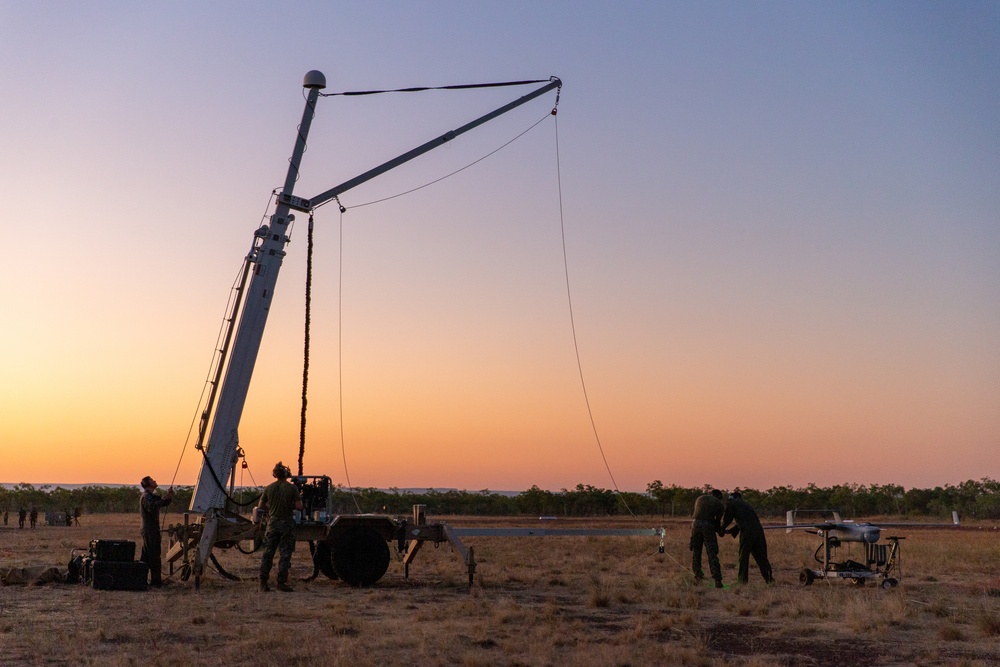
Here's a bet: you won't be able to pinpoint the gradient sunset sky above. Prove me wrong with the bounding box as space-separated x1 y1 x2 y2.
2 2 997 493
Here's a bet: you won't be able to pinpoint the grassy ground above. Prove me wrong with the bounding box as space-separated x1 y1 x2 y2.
1 513 998 666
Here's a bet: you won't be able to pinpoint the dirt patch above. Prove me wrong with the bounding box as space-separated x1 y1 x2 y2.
704 620 879 665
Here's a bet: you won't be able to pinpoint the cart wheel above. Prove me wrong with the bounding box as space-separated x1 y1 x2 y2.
312 540 339 580
331 526 390 587
799 568 815 586
881 578 898 590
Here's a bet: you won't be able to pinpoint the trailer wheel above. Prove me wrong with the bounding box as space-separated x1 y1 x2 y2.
331 526 391 587
881 578 898 590
850 577 866 587
312 541 338 580
799 568 815 586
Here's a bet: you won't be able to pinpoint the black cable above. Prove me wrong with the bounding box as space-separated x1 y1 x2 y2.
209 552 243 581
298 215 314 477
319 78 551 97
197 446 261 507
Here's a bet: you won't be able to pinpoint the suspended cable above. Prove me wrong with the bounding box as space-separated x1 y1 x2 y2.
337 206 363 513
319 78 552 97
553 113 639 521
331 112 553 211
548 115 690 573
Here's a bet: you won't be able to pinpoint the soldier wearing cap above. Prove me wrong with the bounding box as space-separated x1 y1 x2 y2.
139 476 174 587
257 462 303 592
721 490 774 584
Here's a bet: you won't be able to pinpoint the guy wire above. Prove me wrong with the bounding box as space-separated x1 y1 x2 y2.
337 207 363 513
552 115 636 521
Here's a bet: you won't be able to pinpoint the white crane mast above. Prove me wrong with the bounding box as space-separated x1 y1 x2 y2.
189 71 327 514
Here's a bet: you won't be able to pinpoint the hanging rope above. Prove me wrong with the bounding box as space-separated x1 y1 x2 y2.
298 214 315 476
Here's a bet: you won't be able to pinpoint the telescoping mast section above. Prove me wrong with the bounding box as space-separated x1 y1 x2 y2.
173 71 662 588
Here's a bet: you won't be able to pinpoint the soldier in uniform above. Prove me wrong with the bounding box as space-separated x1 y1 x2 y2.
721 490 774 584
690 489 725 588
258 462 303 592
18 508 26 529
29 507 38 528
139 476 174 587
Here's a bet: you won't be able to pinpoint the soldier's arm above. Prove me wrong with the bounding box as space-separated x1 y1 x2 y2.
720 504 733 531
257 489 269 512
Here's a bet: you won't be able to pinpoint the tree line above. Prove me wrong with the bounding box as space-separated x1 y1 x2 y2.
3 479 998 520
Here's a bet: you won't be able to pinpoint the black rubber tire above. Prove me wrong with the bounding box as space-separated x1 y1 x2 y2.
851 577 866 587
313 540 338 580
799 568 815 586
881 578 898 590
331 526 391 587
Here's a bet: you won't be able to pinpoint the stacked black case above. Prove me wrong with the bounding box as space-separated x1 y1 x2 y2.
84 539 148 591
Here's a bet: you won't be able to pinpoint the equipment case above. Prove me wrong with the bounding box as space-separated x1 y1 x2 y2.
89 539 136 562
89 559 148 591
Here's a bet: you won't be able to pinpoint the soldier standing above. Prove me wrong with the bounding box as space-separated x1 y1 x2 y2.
139 476 174 587
29 507 38 528
18 508 26 529
690 489 725 588
257 462 303 592
721 491 774 584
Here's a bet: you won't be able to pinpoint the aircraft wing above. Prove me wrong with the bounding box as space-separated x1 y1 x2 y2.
762 522 834 531
764 510 959 531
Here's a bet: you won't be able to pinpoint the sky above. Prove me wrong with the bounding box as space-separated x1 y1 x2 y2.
1 1 998 494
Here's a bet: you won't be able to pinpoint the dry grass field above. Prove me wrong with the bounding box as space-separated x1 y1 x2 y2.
2 513 998 666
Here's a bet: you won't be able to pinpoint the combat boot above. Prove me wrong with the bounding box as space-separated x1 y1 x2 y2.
276 581 294 593
259 576 271 592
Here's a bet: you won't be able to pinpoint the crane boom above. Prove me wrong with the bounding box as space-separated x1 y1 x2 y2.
189 71 561 515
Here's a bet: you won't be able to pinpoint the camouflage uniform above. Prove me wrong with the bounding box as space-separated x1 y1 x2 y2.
690 492 725 585
259 479 302 588
140 489 172 586
721 495 773 584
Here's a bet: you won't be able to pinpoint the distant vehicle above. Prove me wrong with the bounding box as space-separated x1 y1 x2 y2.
768 509 960 588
